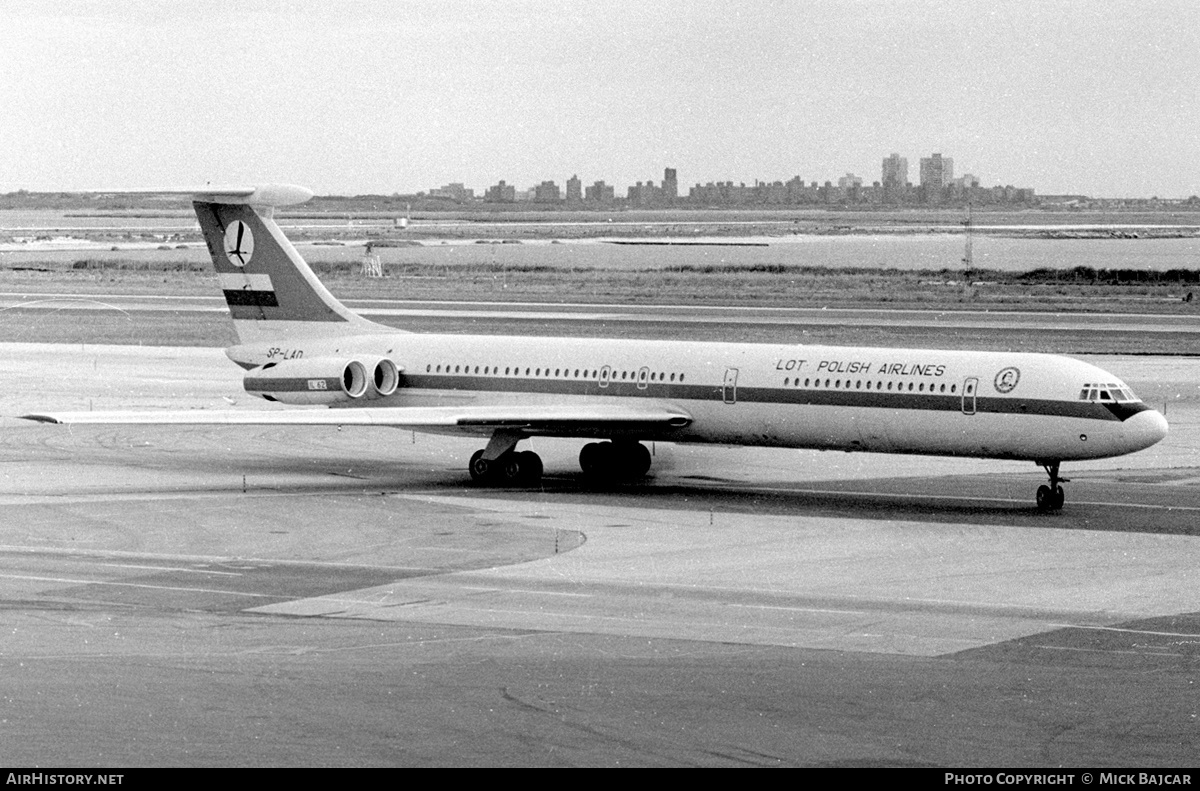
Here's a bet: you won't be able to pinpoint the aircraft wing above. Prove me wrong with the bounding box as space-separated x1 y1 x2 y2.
21 402 693 436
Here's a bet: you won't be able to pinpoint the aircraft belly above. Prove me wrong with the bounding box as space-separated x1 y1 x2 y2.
677 400 1135 462
678 402 889 451
357 387 1150 463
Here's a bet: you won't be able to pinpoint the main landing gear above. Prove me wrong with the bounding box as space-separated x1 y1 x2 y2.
1036 461 1067 512
579 441 652 483
465 436 654 487
469 448 543 486
468 430 543 487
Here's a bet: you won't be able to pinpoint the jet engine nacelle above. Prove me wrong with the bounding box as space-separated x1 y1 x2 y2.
244 356 400 405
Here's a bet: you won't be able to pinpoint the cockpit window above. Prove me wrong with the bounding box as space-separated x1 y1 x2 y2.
1079 382 1139 403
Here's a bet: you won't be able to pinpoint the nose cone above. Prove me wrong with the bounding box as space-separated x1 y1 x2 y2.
1125 408 1169 452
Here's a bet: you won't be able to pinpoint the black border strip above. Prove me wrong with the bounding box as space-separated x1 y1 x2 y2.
396 374 1149 422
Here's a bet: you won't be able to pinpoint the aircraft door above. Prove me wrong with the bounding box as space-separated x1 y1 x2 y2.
599 365 611 389
637 366 650 390
723 367 739 404
962 377 978 415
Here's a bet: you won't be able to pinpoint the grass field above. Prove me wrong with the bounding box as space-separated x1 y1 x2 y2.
1 259 1197 354
6 256 1200 313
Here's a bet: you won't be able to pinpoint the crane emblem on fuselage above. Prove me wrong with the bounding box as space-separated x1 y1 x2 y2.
994 367 1020 393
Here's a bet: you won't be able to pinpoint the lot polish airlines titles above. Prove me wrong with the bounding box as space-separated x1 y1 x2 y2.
775 358 948 377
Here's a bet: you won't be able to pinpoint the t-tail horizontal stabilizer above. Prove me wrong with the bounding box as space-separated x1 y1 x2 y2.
87 184 314 208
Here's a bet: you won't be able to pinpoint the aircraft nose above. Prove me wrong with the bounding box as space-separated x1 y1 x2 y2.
1126 408 1168 451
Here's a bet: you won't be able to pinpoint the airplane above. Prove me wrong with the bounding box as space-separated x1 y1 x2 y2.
21 184 1169 511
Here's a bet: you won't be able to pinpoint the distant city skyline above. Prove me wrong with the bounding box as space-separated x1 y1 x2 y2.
2 2 1197 198
414 147 1040 208
415 155 1036 208
422 149 1019 202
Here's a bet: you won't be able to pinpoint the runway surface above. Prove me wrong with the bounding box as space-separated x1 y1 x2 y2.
0 344 1198 766
2 290 1198 333
3 291 1199 353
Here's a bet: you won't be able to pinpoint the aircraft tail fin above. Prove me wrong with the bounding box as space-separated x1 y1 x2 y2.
189 184 389 345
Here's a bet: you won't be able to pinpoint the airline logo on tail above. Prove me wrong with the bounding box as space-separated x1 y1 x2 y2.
224 221 254 267
195 200 362 329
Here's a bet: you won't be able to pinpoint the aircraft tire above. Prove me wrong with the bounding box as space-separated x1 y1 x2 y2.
1036 484 1065 512
580 441 651 483
607 441 650 480
627 442 652 478
1036 485 1051 511
579 442 604 475
469 449 492 483
518 451 543 485
497 453 525 486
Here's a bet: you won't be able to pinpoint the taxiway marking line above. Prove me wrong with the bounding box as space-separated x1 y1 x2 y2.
705 483 1200 512
0 572 277 599
1032 645 1187 658
458 586 592 597
1070 624 1200 639
0 544 443 574
726 603 870 615
96 562 242 576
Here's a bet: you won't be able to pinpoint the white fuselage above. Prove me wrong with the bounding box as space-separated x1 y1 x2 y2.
231 332 1169 464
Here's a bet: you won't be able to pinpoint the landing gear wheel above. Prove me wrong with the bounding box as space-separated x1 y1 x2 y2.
1035 462 1068 511
627 442 652 478
579 441 651 483
579 442 610 478
498 453 524 486
469 449 543 486
1036 485 1053 511
468 450 491 483
517 451 543 485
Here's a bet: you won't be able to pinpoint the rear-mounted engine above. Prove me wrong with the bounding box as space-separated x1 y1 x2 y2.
244 357 400 404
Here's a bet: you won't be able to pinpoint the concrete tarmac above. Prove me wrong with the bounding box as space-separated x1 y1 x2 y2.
0 344 1198 766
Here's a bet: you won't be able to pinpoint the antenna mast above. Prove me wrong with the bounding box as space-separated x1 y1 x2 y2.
962 203 974 268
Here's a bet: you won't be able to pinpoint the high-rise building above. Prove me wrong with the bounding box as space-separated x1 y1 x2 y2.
627 179 661 206
919 153 954 189
585 181 614 203
483 180 515 203
534 181 561 202
881 153 908 187
662 168 678 203
566 174 582 203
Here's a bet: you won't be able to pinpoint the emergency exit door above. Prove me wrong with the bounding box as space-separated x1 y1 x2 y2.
723 368 739 404
962 377 978 415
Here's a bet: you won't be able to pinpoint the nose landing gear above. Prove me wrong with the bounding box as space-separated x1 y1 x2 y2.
1036 462 1067 512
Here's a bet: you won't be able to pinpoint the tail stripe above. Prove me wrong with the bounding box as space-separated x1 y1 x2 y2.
218 273 279 309
224 289 280 308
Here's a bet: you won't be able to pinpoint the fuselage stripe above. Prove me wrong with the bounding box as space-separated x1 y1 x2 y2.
391 374 1143 422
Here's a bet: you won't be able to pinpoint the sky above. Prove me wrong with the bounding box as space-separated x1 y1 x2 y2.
1 0 1197 197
